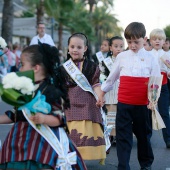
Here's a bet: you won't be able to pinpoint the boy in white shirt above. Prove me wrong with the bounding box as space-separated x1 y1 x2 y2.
150 29 170 149
97 22 161 170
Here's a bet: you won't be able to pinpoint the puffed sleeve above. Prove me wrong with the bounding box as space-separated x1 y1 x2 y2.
101 55 120 92
91 66 101 88
5 110 15 122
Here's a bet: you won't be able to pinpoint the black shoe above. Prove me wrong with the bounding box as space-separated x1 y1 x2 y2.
166 141 170 148
140 167 151 170
110 136 116 146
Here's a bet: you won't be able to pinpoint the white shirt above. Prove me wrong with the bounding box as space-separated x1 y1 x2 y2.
101 48 161 92
10 51 16 66
167 50 170 55
30 33 55 46
150 49 170 74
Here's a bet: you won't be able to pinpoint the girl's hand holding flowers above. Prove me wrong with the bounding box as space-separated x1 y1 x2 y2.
30 112 45 124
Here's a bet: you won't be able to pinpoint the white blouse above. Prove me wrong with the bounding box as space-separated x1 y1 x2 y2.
150 49 170 73
101 48 161 92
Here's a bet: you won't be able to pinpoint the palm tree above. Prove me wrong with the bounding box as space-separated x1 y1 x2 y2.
66 2 94 36
91 6 122 50
1 0 14 44
24 0 44 28
82 0 113 13
45 0 74 50
164 25 170 38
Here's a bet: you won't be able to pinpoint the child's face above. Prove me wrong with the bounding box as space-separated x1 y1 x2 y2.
150 37 165 50
110 39 124 57
126 37 146 53
19 53 33 72
68 37 87 60
100 40 109 53
143 42 152 51
163 41 170 51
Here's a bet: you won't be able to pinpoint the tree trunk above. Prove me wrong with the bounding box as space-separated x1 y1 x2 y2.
36 0 44 33
1 0 14 44
88 0 96 13
58 23 63 50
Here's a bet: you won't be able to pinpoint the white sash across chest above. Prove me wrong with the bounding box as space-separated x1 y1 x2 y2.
96 51 114 72
63 58 111 150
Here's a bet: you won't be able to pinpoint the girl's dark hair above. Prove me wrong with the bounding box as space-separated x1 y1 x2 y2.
107 36 123 57
103 38 110 44
22 43 60 77
67 33 90 60
109 36 123 46
22 43 70 109
124 22 146 39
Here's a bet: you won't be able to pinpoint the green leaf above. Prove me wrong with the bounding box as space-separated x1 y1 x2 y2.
0 84 4 96
1 88 32 107
16 70 34 83
0 70 34 107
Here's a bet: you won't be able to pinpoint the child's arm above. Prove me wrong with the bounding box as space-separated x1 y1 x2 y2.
0 114 13 124
30 113 61 127
93 85 106 107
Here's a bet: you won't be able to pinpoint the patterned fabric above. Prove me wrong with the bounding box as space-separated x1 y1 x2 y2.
0 79 87 170
64 60 102 124
105 80 119 104
62 59 106 160
67 121 106 160
104 56 119 104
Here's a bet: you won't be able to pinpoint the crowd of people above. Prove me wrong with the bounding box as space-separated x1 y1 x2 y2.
0 21 170 170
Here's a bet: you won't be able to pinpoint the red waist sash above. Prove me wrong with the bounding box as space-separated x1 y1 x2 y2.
118 76 149 105
161 72 167 85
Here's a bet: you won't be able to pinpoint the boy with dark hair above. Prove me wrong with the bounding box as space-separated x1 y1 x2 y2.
97 22 161 170
144 39 152 51
163 37 170 54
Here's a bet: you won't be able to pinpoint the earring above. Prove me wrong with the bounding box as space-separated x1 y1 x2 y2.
68 52 70 54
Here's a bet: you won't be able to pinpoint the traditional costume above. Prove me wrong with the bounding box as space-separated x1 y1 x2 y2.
101 48 161 169
150 49 170 145
61 58 106 160
0 79 87 170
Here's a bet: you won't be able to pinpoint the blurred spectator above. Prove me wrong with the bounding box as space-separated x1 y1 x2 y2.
0 49 8 75
13 43 21 71
5 42 16 73
30 22 55 46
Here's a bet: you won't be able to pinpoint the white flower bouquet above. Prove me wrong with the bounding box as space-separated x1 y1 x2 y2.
0 37 7 50
148 76 165 130
0 70 35 107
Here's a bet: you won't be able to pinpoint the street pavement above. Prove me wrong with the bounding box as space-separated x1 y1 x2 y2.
0 101 170 170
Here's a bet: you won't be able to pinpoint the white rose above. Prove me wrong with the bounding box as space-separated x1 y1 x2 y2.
2 72 34 95
0 37 7 49
2 72 18 88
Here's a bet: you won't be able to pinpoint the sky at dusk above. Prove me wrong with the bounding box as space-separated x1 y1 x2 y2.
113 0 170 38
